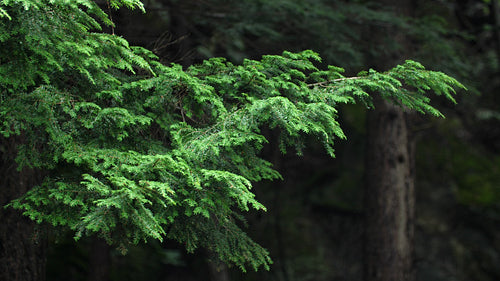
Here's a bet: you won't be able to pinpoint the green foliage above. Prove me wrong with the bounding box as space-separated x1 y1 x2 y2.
0 0 464 272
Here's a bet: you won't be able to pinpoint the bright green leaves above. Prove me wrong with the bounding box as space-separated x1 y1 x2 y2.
22 148 187 244
108 0 144 11
200 169 265 212
308 59 466 117
5 47 465 271
189 50 320 107
387 60 466 115
0 7 10 19
91 107 151 141
0 0 153 92
0 0 143 25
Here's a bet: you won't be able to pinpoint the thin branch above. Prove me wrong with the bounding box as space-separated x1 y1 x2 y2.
307 76 363 87
106 0 115 35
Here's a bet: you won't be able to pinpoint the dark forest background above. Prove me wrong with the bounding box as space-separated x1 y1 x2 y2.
39 0 500 280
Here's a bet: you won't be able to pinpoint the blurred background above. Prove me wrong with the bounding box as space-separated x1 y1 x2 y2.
46 0 500 280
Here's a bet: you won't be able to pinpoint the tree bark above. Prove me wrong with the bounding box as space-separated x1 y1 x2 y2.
362 0 416 280
363 98 415 281
0 136 47 281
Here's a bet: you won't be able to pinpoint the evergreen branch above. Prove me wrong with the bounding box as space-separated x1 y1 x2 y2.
0 0 465 270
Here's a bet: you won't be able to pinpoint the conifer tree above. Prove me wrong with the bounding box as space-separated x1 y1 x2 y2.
0 0 465 278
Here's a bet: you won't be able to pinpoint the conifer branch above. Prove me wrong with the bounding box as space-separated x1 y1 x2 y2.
0 0 464 271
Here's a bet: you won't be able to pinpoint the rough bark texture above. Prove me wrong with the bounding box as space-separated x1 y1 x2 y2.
0 136 47 281
364 98 415 281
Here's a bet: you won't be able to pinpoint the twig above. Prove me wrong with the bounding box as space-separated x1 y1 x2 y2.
307 76 363 87
106 0 115 35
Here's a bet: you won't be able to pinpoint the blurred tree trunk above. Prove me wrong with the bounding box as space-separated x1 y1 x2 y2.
207 261 230 281
490 0 500 68
206 251 230 281
87 237 111 281
364 98 415 281
0 136 47 281
363 1 416 281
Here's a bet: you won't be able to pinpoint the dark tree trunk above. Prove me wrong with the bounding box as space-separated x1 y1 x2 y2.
206 251 230 281
490 0 500 68
363 1 416 280
87 237 111 281
207 261 230 281
0 136 47 281
363 98 415 281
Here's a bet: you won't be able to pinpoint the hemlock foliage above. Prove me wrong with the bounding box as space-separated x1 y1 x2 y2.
0 0 465 271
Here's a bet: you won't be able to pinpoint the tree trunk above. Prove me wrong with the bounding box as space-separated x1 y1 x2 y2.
87 237 111 281
206 251 230 281
363 0 416 280
363 98 415 281
0 136 47 281
490 0 500 69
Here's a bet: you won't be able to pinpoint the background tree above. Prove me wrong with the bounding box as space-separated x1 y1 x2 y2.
363 1 416 280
